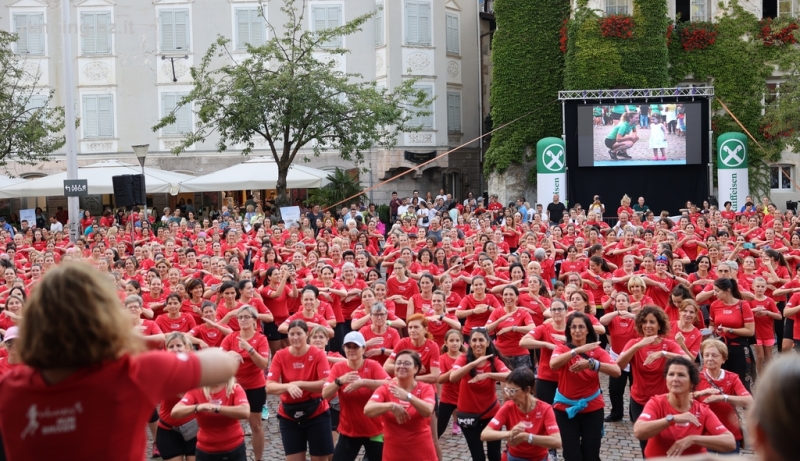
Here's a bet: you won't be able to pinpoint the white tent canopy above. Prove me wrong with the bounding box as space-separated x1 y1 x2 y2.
0 176 26 189
179 156 331 192
0 160 194 198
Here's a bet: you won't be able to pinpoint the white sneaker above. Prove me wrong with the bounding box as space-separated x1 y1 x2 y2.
242 421 252 436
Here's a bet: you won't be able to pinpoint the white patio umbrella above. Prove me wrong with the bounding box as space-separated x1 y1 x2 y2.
0 176 26 188
179 156 331 192
0 160 193 198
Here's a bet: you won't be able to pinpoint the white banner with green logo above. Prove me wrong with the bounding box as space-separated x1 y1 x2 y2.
717 132 748 211
537 137 566 205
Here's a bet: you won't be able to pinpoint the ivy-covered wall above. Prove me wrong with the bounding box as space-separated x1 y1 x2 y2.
483 0 570 176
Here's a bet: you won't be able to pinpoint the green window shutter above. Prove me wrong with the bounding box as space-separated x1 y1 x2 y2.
411 85 433 129
96 13 111 54
81 13 96 55
447 92 461 133
250 9 265 46
375 2 384 47
83 95 99 138
236 9 251 50
97 95 114 137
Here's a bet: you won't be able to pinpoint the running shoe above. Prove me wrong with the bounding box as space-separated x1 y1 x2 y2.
608 150 618 160
262 405 270 420
151 446 161 459
242 420 252 436
452 421 462 435
617 150 631 159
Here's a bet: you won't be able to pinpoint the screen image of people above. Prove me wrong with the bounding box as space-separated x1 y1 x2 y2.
593 104 687 166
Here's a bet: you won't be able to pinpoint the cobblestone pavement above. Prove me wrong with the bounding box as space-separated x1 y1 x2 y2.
592 123 688 164
146 372 755 461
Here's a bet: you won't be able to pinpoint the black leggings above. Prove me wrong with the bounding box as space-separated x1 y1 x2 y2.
535 379 558 405
722 340 751 392
776 301 787 351
437 402 458 439
196 443 247 461
607 369 633 420
330 323 346 354
554 408 604 461
461 418 501 461
629 399 648 455
332 434 383 461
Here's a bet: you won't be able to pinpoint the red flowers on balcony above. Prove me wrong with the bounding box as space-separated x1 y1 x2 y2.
599 15 633 39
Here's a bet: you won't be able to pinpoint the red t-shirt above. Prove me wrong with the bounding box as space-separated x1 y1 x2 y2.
529 323 566 382
190 323 226 348
560 259 585 277
155 313 197 334
359 326 401 366
221 331 270 390
457 294 502 334
157 393 193 430
268 346 331 420
551 344 613 414
695 368 750 440
386 276 420 301
748 297 780 341
709 300 754 341
340 279 368 320
488 399 560 461
390 338 440 376
0 352 201 461
370 383 437 461
605 314 638 355
786 292 800 339
487 308 533 357
639 394 729 458
134 319 163 337
438 353 462 405
622 338 684 404
518 294 549 326
410 293 434 316
452 355 509 416
261 285 292 324
667 322 703 359
645 274 677 308
325 360 389 438
422 311 460 347
282 311 330 329
180 385 249 452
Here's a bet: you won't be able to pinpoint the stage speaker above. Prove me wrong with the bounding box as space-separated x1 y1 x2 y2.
131 174 146 206
112 175 135 207
786 200 797 213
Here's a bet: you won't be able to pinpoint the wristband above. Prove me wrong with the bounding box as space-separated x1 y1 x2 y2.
571 349 577 358
528 433 534 445
594 359 601 371
407 392 413 401
723 394 728 402
381 347 386 355
335 378 343 387
387 320 392 326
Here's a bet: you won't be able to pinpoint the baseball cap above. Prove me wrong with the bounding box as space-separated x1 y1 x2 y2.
4 326 19 342
342 331 365 348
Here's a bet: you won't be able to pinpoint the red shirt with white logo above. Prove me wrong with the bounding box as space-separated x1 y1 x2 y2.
695 368 750 440
437 353 462 405
622 337 684 404
155 312 197 334
551 344 613 414
457 294 502 335
605 314 638 355
359 326 401 366
747 297 780 341
486 308 534 357
389 338 440 376
0 352 201 461
267 345 330 420
529 323 567 382
221 331 270 390
709 300 754 341
190 323 226 348
452 355 509 416
325 359 389 438
180 385 249 452
488 399 560 461
370 383 437 461
667 322 703 359
639 394 729 458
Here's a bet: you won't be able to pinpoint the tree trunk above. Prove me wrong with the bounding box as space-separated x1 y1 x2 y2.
274 164 291 221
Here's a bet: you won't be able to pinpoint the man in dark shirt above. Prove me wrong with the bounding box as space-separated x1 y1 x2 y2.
389 191 403 224
546 194 566 226
306 204 324 233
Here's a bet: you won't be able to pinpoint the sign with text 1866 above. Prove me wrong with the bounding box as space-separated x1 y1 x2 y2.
63 179 89 197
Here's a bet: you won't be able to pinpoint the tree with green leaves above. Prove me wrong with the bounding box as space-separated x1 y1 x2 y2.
154 0 430 214
307 167 366 208
0 28 66 166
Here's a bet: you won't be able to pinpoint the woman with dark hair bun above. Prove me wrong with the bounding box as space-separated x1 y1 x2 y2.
709 278 755 391
550 312 621 461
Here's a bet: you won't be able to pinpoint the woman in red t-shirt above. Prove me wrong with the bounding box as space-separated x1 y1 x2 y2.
448 327 510 461
364 350 437 461
633 356 735 458
262 266 298 353
520 298 568 405
267 319 333 461
693 339 754 452
358 300 402 366
322 331 390 461
172 376 251 461
486 285 534 369
481 368 562 460
409 274 436 320
436 329 464 438
549 312 621 461
709 278 755 391
279 287 335 338
155 293 197 334
422 291 461 348
156 333 201 460
387 259 420 319
599 292 638 422
456 276 501 336
668 299 704 361
222 305 270 461
189 302 233 349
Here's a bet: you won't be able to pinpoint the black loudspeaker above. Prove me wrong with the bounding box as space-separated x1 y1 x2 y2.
112 175 135 207
131 174 146 206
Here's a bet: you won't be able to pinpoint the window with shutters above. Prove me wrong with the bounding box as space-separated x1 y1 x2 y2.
82 95 114 138
690 0 707 21
375 2 385 47
405 1 432 46
446 14 459 55
408 84 433 129
159 9 190 52
24 95 48 120
13 13 45 55
235 8 266 50
81 12 112 55
779 0 794 16
605 0 630 15
447 91 461 133
311 5 342 48
161 93 192 136
771 165 793 190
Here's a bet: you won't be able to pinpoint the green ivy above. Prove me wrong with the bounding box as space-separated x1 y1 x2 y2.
484 0 570 176
667 0 793 197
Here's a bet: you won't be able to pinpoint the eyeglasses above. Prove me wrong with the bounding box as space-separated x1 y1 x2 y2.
569 324 587 330
371 313 387 317
551 308 566 313
395 361 415 368
503 387 521 395
237 315 255 321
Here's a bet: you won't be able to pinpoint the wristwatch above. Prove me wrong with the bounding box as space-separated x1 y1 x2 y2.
527 433 534 445
666 414 675 425
214 405 220 414
407 392 413 401
381 347 386 355
335 378 343 387
661 350 667 357
439 314 445 321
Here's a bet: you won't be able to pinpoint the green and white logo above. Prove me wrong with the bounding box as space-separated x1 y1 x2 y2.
718 138 746 168
540 144 564 173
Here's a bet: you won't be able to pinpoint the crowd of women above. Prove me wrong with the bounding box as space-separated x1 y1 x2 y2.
0 191 798 461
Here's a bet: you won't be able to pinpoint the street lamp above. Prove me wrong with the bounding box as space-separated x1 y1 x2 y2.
132 144 149 228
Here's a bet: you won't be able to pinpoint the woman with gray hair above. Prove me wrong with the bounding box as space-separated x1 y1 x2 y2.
358 301 401 366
